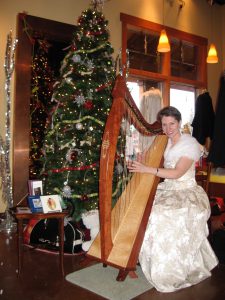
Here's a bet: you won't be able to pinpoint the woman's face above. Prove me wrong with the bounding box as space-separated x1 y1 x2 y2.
161 116 181 140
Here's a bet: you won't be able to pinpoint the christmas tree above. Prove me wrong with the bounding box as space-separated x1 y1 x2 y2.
30 39 55 179
41 2 119 221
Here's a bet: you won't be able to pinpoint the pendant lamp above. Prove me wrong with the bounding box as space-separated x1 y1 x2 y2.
206 3 218 63
207 43 218 63
157 29 170 52
157 0 170 53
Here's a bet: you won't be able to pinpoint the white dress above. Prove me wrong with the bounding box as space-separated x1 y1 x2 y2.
139 134 218 293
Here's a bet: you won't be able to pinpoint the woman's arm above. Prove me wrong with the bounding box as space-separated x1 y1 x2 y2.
127 156 194 179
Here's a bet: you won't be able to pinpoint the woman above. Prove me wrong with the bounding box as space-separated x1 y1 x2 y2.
128 106 218 293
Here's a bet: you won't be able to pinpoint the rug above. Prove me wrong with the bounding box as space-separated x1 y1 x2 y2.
24 244 84 256
65 263 153 300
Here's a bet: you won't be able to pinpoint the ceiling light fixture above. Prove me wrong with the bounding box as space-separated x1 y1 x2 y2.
157 0 170 52
207 43 218 63
207 2 218 63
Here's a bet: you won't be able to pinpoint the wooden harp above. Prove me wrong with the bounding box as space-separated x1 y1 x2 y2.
87 75 167 280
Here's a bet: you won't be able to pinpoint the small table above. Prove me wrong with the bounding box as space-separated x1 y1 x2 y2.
14 210 68 277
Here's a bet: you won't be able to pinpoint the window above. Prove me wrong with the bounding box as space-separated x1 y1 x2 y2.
171 39 198 81
170 87 195 128
121 13 208 125
127 81 141 108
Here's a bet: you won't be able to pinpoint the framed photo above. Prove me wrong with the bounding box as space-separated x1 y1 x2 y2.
28 195 43 213
28 180 43 196
40 195 62 213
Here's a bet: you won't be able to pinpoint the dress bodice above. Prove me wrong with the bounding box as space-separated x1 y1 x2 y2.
158 134 201 191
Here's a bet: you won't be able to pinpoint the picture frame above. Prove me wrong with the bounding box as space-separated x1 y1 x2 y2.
40 195 62 213
28 180 43 196
28 195 43 213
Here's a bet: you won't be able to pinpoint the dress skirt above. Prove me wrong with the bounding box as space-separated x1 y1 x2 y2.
139 181 218 293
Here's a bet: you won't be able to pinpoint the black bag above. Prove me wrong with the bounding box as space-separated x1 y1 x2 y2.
24 218 85 254
211 229 225 264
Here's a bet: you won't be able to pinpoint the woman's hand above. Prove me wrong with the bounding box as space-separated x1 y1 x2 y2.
127 160 152 173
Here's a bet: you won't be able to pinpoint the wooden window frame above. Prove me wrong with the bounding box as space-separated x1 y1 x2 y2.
120 13 208 106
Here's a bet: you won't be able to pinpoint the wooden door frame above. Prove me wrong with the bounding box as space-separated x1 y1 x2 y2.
13 13 75 205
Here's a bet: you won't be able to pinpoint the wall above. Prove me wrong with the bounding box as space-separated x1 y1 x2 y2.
0 0 224 211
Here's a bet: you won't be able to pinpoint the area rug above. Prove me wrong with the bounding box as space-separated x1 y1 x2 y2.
65 263 153 300
24 244 84 256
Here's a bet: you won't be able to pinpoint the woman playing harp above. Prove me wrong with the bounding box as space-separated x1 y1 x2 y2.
128 106 218 293
87 75 167 281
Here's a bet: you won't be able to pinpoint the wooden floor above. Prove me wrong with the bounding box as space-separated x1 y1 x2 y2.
0 230 225 300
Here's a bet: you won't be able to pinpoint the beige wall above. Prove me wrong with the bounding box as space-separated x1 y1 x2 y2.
0 0 224 211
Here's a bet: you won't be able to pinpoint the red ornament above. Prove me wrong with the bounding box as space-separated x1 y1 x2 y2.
42 172 48 178
81 194 89 201
83 100 93 110
70 150 78 161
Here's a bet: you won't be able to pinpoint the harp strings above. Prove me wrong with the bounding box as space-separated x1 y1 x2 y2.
111 99 152 239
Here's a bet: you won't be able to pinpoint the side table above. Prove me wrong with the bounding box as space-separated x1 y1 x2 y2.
14 210 68 277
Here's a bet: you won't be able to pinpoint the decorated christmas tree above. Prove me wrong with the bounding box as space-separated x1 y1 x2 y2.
29 39 55 179
41 2 120 220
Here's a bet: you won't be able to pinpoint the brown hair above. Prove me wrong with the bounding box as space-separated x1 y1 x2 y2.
157 106 182 122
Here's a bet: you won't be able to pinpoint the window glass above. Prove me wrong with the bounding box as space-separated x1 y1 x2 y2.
127 81 140 108
127 25 161 73
170 88 195 129
171 38 198 80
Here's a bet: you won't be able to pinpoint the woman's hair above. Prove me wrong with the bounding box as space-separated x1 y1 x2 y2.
157 106 182 122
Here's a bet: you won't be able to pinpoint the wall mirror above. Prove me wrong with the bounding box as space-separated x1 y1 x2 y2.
13 13 75 205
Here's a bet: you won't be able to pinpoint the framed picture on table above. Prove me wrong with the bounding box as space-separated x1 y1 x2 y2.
28 180 43 196
40 195 62 213
28 195 43 213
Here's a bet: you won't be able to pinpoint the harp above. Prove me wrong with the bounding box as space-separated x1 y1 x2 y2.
87 75 167 280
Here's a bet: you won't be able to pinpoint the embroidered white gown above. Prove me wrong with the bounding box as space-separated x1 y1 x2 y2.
139 134 218 293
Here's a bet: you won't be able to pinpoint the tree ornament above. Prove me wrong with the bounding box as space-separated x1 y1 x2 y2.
91 0 108 10
81 194 89 201
85 59 94 70
75 94 86 106
76 122 83 130
66 149 79 162
72 54 81 63
83 100 93 110
62 185 72 198
65 77 73 84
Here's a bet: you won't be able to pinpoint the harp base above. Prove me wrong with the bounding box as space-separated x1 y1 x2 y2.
117 270 138 281
85 253 138 281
